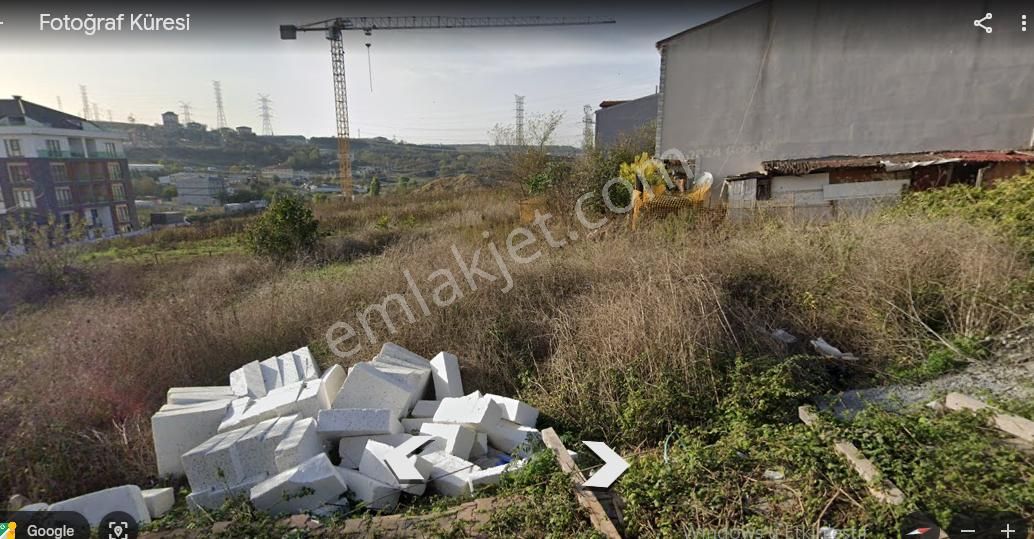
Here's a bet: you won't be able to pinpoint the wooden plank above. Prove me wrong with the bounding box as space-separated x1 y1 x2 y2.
944 392 1034 443
541 428 622 539
798 406 905 505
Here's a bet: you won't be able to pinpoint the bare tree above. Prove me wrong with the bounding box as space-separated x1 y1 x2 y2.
488 111 565 192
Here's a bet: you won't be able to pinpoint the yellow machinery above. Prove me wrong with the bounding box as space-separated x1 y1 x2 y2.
625 154 713 230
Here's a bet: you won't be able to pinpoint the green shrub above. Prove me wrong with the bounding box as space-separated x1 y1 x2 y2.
892 172 1034 256
241 195 320 260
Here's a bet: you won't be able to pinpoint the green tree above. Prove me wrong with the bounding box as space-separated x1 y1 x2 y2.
241 195 321 260
160 185 178 200
369 177 381 196
132 177 160 197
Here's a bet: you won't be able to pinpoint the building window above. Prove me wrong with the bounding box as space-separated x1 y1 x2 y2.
0 189 5 211
104 142 117 156
45 139 62 156
14 188 36 209
115 204 130 222
112 183 126 200
3 139 22 157
107 162 123 180
60 212 75 229
50 163 68 181
756 178 772 201
7 163 31 183
56 186 73 207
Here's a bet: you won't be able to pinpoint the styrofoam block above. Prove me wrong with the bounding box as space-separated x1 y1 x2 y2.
275 418 323 473
432 392 502 430
358 441 402 487
419 423 476 460
142 487 175 519
429 352 464 399
259 357 283 392
182 424 252 491
471 433 489 459
468 459 527 489
369 364 428 410
233 415 297 478
250 453 347 516
485 394 539 427
331 363 414 417
48 485 150 526
230 360 267 398
294 379 323 419
372 364 428 405
151 398 231 477
186 474 265 511
358 439 433 495
238 383 304 423
338 434 412 469
401 418 430 432
339 467 400 511
394 435 435 457
422 451 479 497
317 408 403 439
378 342 431 370
217 397 253 433
485 420 540 454
292 346 321 380
411 400 441 418
277 352 304 386
167 386 234 405
317 364 347 410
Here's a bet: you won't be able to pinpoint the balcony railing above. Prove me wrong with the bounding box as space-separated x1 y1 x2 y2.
38 150 86 158
37 150 123 159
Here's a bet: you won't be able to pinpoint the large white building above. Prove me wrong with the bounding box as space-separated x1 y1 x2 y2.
655 0 1034 204
1 96 137 253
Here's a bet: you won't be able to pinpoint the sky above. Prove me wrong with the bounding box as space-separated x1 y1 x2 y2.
0 1 752 145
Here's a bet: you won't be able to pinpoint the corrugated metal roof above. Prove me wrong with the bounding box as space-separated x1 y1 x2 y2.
762 150 1034 176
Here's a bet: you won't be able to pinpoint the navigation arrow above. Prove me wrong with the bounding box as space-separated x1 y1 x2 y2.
581 441 629 489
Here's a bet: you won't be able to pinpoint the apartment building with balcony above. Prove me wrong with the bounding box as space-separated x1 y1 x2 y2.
0 96 138 252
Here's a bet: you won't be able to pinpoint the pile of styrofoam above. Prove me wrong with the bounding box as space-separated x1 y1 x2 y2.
148 343 541 516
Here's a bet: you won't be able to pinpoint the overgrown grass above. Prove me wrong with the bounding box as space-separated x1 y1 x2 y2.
1 184 1031 536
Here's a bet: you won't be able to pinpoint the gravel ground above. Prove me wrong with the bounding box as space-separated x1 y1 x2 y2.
819 328 1034 418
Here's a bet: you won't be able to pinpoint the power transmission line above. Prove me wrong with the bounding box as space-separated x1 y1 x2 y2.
179 102 193 124
79 85 90 119
582 104 595 150
514 94 525 146
258 94 274 136
213 81 228 130
92 102 100 122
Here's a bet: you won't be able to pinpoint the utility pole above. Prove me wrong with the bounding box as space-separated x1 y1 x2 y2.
56 96 63 111
213 81 228 130
79 85 90 119
179 102 193 124
515 94 525 147
582 104 595 150
258 94 274 136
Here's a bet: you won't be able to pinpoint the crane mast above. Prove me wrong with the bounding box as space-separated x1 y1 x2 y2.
280 16 616 198
328 29 352 197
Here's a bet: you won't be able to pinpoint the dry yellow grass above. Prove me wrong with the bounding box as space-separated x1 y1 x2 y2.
0 188 1028 501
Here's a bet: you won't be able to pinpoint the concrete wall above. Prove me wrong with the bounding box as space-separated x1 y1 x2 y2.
657 0 1034 196
595 94 658 148
727 173 908 221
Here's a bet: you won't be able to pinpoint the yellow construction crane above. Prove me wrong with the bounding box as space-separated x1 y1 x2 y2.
279 16 615 198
